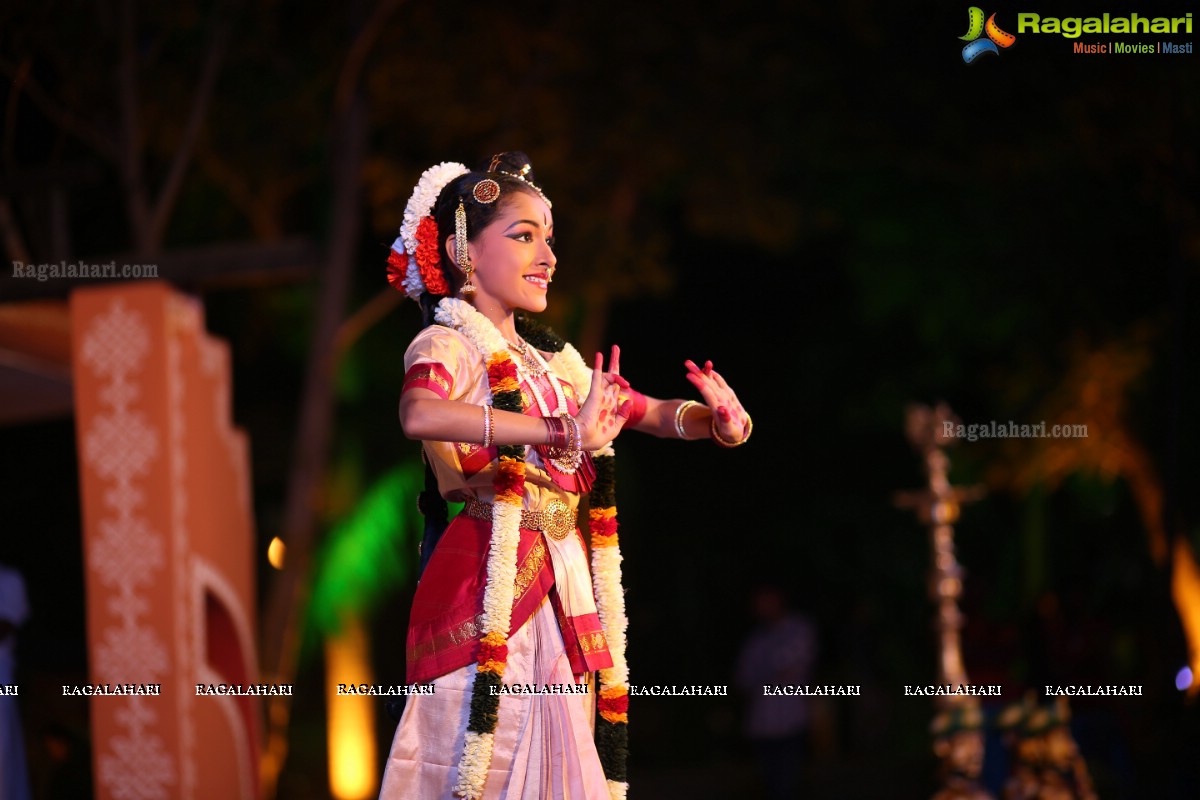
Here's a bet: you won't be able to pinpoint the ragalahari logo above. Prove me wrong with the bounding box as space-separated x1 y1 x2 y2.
960 7 1017 62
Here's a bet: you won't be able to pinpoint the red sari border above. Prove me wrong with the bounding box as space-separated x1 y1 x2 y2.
406 514 558 684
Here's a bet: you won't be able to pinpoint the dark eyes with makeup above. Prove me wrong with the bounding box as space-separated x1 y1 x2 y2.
511 231 555 248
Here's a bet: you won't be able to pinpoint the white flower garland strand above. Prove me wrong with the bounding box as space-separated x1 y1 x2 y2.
434 297 508 365
453 732 495 800
398 162 469 299
482 503 522 634
592 544 630 688
435 298 524 799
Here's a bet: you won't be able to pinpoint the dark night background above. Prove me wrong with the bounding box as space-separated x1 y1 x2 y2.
1 1 1197 798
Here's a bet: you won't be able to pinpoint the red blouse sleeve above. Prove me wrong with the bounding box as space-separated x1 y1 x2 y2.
402 362 453 399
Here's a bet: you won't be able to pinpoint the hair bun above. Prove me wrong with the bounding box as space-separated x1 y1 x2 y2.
480 151 551 207
483 151 537 184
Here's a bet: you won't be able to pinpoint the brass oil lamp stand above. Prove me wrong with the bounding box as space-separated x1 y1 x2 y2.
895 403 992 800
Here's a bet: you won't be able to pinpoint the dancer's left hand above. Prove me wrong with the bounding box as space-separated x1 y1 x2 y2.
684 359 751 444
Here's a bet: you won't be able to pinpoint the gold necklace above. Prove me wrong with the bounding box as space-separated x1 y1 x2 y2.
506 338 580 475
506 338 547 378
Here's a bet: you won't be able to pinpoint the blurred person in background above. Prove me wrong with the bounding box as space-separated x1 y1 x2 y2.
0 559 32 800
736 581 818 799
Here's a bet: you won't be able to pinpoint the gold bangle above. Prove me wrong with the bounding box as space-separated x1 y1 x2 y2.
674 400 699 439
711 415 752 448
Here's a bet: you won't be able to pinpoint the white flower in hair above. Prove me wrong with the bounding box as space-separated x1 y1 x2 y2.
390 235 427 300
397 161 469 299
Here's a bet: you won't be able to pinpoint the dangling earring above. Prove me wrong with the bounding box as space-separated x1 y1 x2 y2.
455 198 475 296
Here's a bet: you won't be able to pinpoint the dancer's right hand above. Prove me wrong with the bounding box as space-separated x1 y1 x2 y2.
575 345 631 451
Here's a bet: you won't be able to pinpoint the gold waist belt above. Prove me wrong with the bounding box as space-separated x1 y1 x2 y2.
463 498 576 541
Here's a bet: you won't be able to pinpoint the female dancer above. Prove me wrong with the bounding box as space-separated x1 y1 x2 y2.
379 152 751 800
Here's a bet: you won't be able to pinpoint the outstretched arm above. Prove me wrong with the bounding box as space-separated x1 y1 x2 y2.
628 359 752 445
628 394 712 439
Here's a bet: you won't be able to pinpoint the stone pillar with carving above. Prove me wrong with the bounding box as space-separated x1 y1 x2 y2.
71 281 260 800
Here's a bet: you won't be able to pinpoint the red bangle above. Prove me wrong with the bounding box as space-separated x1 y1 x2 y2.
544 416 569 449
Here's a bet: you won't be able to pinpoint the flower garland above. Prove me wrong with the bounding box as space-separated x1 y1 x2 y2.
519 315 629 800
436 300 630 800
390 161 470 299
433 298 525 799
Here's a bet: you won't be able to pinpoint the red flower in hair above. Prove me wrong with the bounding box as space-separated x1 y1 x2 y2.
386 248 409 293
414 216 449 296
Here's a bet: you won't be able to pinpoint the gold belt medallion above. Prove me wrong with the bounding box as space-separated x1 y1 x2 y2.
542 498 572 541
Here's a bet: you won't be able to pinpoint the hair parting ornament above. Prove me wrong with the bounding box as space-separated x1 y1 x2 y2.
487 154 553 208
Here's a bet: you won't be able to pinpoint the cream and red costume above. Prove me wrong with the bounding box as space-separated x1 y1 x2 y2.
379 325 642 799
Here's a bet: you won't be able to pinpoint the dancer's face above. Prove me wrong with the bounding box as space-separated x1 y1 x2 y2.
459 190 556 322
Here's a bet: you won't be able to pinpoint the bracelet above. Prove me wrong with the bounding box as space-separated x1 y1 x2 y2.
544 416 570 450
567 414 582 454
711 414 752 448
674 400 699 439
553 415 581 457
482 404 494 448
541 414 584 474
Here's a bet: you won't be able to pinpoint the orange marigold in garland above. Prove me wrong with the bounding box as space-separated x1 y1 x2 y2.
598 691 629 723
493 378 521 395
494 458 525 502
591 533 619 549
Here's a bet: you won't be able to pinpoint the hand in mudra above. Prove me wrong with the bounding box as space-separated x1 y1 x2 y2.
685 359 751 444
575 345 631 451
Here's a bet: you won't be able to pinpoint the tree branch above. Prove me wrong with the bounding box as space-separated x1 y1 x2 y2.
0 57 119 163
117 0 152 251
334 286 402 358
146 17 235 252
334 0 403 117
0 197 33 265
